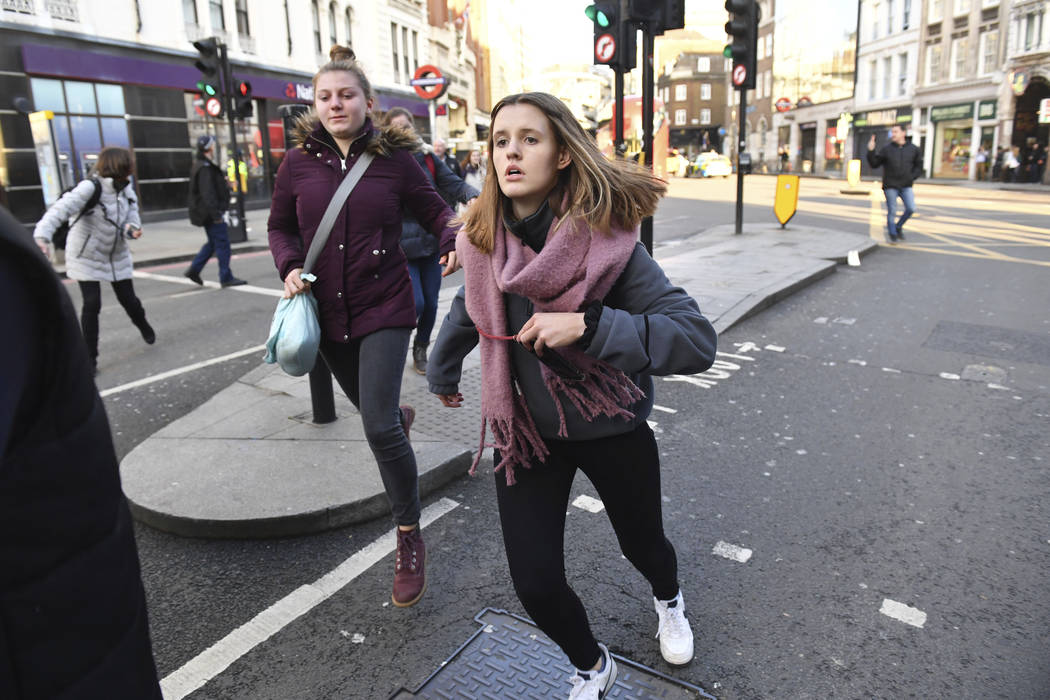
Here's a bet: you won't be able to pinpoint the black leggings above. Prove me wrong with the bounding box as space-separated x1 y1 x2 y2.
77 279 148 361
494 422 679 670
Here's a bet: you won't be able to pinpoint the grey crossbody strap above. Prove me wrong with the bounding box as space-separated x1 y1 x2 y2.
302 151 374 277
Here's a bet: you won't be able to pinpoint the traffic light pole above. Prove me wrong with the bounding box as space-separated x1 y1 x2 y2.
614 69 624 156
639 23 655 255
735 87 746 235
218 42 247 243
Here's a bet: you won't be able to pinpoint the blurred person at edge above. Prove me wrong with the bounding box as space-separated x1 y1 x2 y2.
268 45 460 608
1 204 163 699
385 106 478 375
433 136 463 178
33 146 155 375
462 149 486 191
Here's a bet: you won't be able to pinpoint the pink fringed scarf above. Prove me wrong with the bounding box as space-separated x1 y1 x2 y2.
457 211 645 485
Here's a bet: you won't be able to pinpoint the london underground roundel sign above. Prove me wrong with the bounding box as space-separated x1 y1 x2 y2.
411 64 449 100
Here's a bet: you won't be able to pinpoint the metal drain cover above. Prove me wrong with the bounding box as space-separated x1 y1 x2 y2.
389 608 715 699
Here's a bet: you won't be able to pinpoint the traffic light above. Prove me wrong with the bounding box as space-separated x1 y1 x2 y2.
627 0 685 33
193 37 224 118
586 1 636 72
233 79 253 119
724 0 758 90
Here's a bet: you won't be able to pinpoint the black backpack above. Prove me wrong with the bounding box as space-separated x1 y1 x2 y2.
52 177 102 250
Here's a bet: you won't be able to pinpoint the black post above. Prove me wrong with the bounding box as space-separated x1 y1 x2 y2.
735 87 746 235
640 23 655 255
278 103 336 424
613 67 621 156
219 41 247 243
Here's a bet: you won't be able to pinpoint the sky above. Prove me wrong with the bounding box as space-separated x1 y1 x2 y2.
523 0 729 71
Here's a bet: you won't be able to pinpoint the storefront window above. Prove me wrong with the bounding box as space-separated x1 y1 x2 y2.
31 78 66 113
96 84 126 116
825 121 843 173
101 117 130 147
65 81 98 115
933 120 971 178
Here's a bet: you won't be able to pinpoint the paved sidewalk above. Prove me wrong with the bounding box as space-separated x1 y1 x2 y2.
117 219 878 538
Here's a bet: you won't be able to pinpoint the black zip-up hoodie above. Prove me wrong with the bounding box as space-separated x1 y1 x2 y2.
867 141 924 189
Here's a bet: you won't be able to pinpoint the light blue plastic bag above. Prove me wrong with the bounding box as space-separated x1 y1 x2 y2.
263 279 320 377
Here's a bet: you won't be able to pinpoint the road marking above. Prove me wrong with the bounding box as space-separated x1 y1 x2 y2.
712 541 752 563
572 495 605 513
133 270 283 297
879 598 927 628
99 345 266 397
663 343 762 390
939 372 961 380
652 404 678 414
160 498 459 700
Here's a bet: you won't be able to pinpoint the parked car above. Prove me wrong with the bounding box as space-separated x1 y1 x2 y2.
687 151 733 178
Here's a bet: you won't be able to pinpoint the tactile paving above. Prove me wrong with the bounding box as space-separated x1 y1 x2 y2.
389 608 715 699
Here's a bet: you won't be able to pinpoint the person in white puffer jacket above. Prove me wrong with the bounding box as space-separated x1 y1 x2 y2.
34 147 155 374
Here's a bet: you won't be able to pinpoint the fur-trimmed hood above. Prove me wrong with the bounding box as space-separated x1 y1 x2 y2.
290 111 423 156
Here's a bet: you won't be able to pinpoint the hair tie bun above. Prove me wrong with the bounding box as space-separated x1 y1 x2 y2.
329 45 355 62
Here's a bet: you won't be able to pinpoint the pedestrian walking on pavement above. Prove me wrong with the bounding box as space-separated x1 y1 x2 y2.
433 137 463 178
33 146 155 375
384 107 478 375
867 125 923 243
3 205 163 699
462 149 486 191
268 44 460 609
185 135 247 287
427 92 718 700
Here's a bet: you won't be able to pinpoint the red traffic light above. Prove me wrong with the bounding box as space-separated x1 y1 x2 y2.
237 80 251 97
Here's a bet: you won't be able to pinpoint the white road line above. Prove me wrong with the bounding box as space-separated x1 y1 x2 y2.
652 404 678 414
133 270 283 298
939 372 961 380
764 344 786 353
571 495 605 513
99 345 266 397
160 498 459 700
879 598 927 628
712 541 753 563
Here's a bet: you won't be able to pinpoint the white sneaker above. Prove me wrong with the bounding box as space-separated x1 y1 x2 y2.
567 642 617 699
654 591 694 665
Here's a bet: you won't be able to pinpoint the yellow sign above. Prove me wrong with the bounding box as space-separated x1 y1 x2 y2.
28 110 55 123
847 159 861 187
774 174 800 227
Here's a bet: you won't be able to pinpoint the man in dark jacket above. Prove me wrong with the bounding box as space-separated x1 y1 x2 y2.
867 125 923 243
0 205 162 699
185 135 246 286
433 138 463 179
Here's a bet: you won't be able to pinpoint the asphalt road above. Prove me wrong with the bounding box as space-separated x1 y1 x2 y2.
83 179 1050 699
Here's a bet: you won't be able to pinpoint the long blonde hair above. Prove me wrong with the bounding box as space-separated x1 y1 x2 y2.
459 92 666 253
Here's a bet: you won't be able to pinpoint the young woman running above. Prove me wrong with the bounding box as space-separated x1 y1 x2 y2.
426 92 717 699
268 45 459 608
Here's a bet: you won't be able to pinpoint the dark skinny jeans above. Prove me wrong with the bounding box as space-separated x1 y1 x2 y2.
77 279 149 361
320 328 420 526
494 422 679 670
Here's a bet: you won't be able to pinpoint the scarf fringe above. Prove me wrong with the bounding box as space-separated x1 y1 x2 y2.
471 393 549 486
548 361 645 437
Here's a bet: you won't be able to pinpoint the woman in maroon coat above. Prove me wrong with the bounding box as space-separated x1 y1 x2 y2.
268 45 459 608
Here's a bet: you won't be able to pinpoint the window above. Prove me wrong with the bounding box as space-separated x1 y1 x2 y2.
701 83 711 100
903 0 911 29
391 23 400 82
313 2 322 53
674 109 687 125
701 109 711 124
183 0 198 25
765 34 772 57
674 84 686 101
236 0 249 36
345 7 353 47
412 30 419 72
872 2 880 39
898 52 908 94
869 59 877 99
765 70 772 98
724 58 733 71
883 56 892 97
926 44 941 83
979 30 998 75
928 0 942 22
697 56 710 72
950 37 967 80
1022 12 1043 51
980 0 997 7
954 0 970 16
758 37 765 60
329 3 337 47
402 26 410 82
209 0 224 30
887 0 894 33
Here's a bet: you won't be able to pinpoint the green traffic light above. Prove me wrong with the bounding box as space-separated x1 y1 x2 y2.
584 5 611 27
723 45 733 58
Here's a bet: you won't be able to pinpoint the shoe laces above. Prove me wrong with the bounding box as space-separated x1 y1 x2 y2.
567 670 597 699
656 599 690 640
395 530 419 573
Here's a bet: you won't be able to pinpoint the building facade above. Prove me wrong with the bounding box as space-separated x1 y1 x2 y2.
853 0 923 176
1000 0 1050 183
658 52 728 157
0 0 489 227
913 0 1007 180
